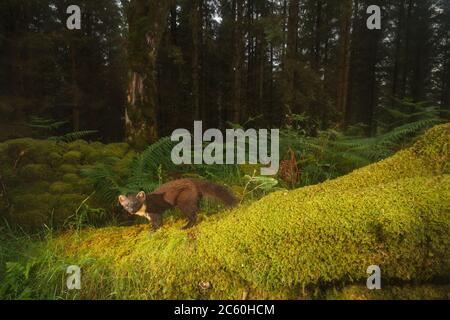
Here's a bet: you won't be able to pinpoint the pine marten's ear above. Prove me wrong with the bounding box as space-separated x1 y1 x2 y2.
118 195 127 205
136 191 146 201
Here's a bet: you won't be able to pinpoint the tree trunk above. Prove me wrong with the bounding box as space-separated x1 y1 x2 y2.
170 4 177 44
231 0 244 124
191 0 201 119
70 45 80 132
246 0 254 120
392 0 405 97
283 0 300 120
439 13 450 114
125 0 172 150
313 0 323 71
401 0 413 98
336 0 352 127
200 0 208 124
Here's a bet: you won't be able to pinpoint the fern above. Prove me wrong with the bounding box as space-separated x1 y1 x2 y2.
126 137 180 193
81 135 244 204
81 137 183 203
27 117 67 132
48 130 98 142
280 109 445 187
80 164 122 204
83 101 444 204
27 116 98 142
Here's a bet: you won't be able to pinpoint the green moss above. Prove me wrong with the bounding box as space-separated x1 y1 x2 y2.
0 167 20 186
62 173 81 184
68 140 98 163
48 152 63 167
4 138 60 164
58 164 79 174
68 139 90 151
301 124 448 197
4 138 39 156
410 123 450 174
102 143 130 158
4 124 448 300
34 181 51 190
63 151 82 164
49 181 73 194
0 141 8 153
19 164 53 181
1 124 448 299
325 284 450 300
60 174 92 194
112 150 136 176
200 176 449 292
0 138 132 231
10 209 48 231
56 193 85 207
11 192 55 211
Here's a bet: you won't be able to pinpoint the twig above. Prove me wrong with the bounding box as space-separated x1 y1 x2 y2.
75 191 96 216
0 174 10 208
240 170 256 205
13 150 27 170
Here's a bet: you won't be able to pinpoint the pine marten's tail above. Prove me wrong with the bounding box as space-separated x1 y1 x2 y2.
193 180 238 207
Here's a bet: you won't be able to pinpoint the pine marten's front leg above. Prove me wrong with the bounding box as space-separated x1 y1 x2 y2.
148 212 163 232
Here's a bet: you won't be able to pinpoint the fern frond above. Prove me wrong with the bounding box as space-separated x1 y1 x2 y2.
48 130 98 142
27 117 68 131
125 137 181 192
80 164 122 204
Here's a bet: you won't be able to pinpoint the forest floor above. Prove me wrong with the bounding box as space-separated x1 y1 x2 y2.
0 124 449 299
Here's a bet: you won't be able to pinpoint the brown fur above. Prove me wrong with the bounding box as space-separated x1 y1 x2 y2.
118 179 237 230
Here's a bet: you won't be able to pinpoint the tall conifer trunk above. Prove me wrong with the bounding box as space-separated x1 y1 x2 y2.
125 0 172 149
336 0 352 127
231 0 244 123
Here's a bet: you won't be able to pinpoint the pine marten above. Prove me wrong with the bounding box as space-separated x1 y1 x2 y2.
118 179 237 230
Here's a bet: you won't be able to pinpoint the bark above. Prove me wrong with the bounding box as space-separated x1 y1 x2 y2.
283 0 300 119
336 0 352 126
439 20 450 113
286 0 299 62
70 46 80 132
170 4 177 44
191 0 201 119
401 0 413 98
231 0 244 123
125 0 172 149
313 0 323 71
392 0 405 97
246 0 254 120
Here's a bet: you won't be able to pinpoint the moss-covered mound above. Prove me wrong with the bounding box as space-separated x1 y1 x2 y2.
0 138 135 230
1 124 449 300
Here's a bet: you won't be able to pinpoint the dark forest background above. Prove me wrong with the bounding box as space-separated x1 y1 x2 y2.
0 0 449 146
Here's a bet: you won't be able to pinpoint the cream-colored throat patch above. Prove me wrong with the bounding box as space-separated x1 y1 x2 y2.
135 204 148 217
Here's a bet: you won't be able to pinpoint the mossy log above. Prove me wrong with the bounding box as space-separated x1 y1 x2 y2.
0 138 134 230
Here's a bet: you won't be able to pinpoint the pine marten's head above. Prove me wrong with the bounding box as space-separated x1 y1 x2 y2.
118 192 147 217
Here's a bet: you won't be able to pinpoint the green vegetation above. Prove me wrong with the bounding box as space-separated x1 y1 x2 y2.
1 0 448 301
0 124 448 299
0 138 135 231
281 103 445 187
